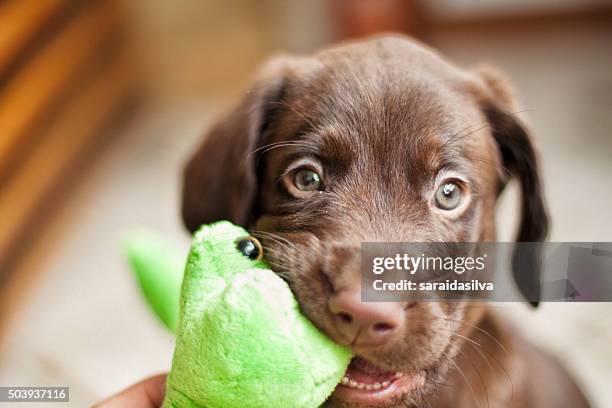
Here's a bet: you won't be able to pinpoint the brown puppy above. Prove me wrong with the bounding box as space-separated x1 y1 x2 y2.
181 35 589 407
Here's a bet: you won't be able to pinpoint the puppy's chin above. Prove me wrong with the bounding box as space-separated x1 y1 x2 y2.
325 320 458 407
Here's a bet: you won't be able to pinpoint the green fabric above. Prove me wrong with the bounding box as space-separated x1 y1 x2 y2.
127 221 351 408
124 231 184 332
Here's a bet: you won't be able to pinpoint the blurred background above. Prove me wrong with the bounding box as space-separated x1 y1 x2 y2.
0 0 610 406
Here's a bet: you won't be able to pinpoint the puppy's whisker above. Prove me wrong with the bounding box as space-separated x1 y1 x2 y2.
442 351 482 408
448 330 482 349
250 140 302 154
261 245 293 265
253 236 292 256
257 244 295 276
250 141 314 158
420 306 515 399
426 310 510 358
253 242 296 271
249 230 297 250
248 141 317 167
458 332 511 395
458 348 490 408
440 121 489 150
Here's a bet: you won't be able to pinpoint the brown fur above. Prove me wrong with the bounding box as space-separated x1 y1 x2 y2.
181 35 589 408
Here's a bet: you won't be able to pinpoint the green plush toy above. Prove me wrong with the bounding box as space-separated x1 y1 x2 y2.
125 221 351 408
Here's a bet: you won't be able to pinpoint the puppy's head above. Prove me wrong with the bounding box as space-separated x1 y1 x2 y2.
182 35 548 407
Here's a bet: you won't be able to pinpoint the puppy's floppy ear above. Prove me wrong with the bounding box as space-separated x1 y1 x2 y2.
181 57 296 232
474 67 550 306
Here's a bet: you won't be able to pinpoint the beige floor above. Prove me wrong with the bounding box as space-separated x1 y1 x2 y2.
0 23 610 407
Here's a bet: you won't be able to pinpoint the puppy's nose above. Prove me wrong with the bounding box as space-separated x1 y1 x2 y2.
329 289 402 346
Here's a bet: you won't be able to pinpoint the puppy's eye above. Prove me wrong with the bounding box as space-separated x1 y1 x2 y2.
435 182 462 210
282 159 324 198
235 237 263 261
294 168 321 192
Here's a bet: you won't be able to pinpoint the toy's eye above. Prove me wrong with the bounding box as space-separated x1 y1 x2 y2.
236 237 263 261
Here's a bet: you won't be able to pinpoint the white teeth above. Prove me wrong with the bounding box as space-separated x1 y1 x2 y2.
341 376 393 390
394 372 403 378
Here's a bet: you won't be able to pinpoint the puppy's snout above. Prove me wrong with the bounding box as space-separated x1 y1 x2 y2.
329 289 403 347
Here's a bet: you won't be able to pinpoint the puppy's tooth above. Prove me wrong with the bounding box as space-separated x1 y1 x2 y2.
349 380 358 388
357 383 365 390
366 384 373 391
373 383 382 389
382 381 390 387
394 372 403 378
341 376 349 385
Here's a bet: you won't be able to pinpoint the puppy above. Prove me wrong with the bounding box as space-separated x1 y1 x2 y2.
181 35 589 407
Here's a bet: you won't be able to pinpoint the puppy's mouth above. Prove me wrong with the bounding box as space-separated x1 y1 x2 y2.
332 357 426 405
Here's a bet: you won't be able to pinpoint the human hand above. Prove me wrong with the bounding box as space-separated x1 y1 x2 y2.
93 374 167 408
